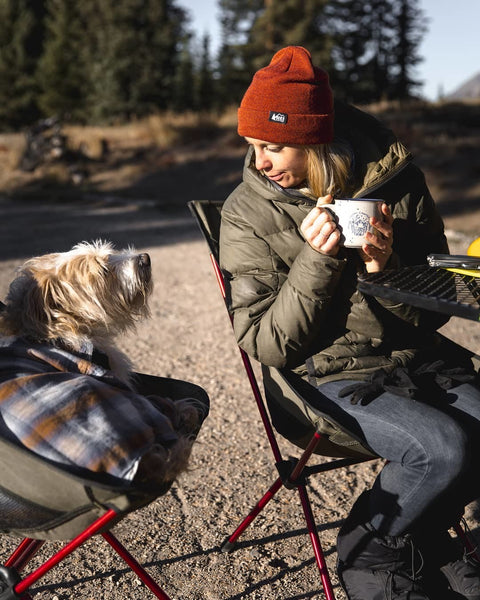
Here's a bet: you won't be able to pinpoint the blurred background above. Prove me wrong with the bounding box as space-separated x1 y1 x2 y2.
0 0 478 239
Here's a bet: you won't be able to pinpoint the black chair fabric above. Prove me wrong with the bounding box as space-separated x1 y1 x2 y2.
0 374 208 540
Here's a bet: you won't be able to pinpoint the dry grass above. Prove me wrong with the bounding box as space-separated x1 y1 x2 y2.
63 110 238 159
0 109 242 196
0 101 478 230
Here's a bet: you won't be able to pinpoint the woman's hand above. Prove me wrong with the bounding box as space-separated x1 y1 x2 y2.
300 195 341 255
358 203 393 272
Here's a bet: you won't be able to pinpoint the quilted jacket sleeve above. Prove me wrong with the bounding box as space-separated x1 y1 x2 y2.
220 203 347 369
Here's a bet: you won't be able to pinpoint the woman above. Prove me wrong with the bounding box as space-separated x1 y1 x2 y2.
219 45 480 599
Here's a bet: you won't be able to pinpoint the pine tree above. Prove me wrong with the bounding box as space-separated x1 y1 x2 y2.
323 0 373 101
325 0 426 102
80 0 188 122
391 0 427 99
216 0 332 109
0 0 39 130
195 34 215 112
36 0 88 120
24 0 47 61
367 0 398 100
248 0 331 72
216 0 264 107
172 36 196 112
330 0 397 102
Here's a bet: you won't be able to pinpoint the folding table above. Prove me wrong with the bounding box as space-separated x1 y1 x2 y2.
357 265 480 322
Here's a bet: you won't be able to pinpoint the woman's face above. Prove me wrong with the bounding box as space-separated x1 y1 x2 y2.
245 137 308 189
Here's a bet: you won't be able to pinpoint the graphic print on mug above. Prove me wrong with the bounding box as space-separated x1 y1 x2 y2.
348 211 371 238
325 199 384 248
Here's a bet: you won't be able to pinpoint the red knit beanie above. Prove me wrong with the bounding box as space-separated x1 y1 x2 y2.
237 46 334 145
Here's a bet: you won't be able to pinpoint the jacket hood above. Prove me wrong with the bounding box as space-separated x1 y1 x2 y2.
333 101 412 195
241 100 412 200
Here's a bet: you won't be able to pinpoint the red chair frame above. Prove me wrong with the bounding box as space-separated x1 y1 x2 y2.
1 508 172 599
214 246 375 600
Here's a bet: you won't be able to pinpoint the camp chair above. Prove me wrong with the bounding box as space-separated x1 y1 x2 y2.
0 371 209 600
190 199 480 599
189 199 378 600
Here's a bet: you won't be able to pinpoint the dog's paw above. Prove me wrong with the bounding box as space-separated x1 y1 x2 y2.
135 437 194 487
174 397 208 436
148 395 207 437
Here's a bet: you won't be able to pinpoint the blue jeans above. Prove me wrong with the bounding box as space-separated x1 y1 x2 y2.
317 379 480 536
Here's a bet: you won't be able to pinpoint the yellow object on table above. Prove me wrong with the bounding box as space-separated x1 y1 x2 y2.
446 267 480 278
468 237 480 257
445 237 480 275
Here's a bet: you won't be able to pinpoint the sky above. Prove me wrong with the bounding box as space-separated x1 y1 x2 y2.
180 0 480 101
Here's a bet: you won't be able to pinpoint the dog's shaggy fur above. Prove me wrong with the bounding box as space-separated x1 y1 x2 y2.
0 240 205 486
0 240 152 382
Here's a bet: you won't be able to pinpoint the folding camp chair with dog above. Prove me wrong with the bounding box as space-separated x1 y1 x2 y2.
189 199 379 599
0 373 209 600
189 199 480 600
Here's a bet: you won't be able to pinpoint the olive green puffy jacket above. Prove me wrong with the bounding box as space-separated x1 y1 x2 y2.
219 101 451 385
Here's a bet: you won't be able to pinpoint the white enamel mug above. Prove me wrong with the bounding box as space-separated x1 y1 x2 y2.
324 198 384 248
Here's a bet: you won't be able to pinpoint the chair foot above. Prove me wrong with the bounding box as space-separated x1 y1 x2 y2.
221 538 237 553
0 565 21 600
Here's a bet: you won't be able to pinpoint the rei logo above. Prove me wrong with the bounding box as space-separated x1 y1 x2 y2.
269 111 288 124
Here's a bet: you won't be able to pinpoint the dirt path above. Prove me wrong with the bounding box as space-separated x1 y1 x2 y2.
0 195 478 600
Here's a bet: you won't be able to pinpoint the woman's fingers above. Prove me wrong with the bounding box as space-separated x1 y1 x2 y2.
361 203 393 272
302 208 334 239
301 205 340 255
310 219 337 248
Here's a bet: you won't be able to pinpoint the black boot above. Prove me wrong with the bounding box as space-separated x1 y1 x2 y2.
337 493 431 600
416 529 480 600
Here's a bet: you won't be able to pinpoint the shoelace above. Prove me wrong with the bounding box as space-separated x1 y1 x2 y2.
460 517 480 566
383 537 425 600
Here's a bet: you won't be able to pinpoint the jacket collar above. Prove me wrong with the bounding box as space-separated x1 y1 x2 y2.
242 100 412 202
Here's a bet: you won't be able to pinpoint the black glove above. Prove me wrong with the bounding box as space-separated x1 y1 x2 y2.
412 360 475 390
339 361 476 407
338 376 384 406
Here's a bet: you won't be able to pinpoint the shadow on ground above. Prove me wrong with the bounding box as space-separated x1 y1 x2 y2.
0 150 244 261
2 102 480 263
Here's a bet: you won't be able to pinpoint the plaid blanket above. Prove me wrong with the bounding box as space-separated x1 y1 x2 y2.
0 336 179 481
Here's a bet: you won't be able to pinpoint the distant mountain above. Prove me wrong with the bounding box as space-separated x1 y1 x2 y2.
447 72 480 100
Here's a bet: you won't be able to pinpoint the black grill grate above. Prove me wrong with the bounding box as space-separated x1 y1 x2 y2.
358 265 480 322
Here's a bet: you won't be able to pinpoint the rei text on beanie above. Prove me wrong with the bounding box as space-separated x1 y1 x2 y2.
237 46 334 145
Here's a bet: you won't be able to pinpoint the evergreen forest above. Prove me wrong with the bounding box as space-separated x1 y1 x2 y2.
0 0 428 131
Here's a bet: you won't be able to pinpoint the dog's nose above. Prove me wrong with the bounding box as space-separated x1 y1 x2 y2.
138 253 151 267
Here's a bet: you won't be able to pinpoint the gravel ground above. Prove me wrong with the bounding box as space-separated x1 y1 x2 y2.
0 197 478 600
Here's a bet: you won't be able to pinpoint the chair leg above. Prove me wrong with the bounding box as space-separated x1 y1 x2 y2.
4 539 45 573
297 484 336 600
221 477 284 552
222 432 324 553
1 510 172 599
102 531 172 600
221 433 338 597
8 509 119 598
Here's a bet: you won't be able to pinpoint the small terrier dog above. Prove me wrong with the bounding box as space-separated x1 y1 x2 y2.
0 240 152 383
0 240 206 486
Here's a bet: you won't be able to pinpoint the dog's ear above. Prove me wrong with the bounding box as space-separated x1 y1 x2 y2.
2 272 51 338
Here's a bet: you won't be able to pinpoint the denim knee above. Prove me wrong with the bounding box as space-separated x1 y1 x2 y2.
420 418 470 491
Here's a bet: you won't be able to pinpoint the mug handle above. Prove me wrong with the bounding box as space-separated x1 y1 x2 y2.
323 204 340 223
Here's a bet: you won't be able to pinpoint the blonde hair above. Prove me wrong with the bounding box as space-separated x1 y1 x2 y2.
304 142 352 199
